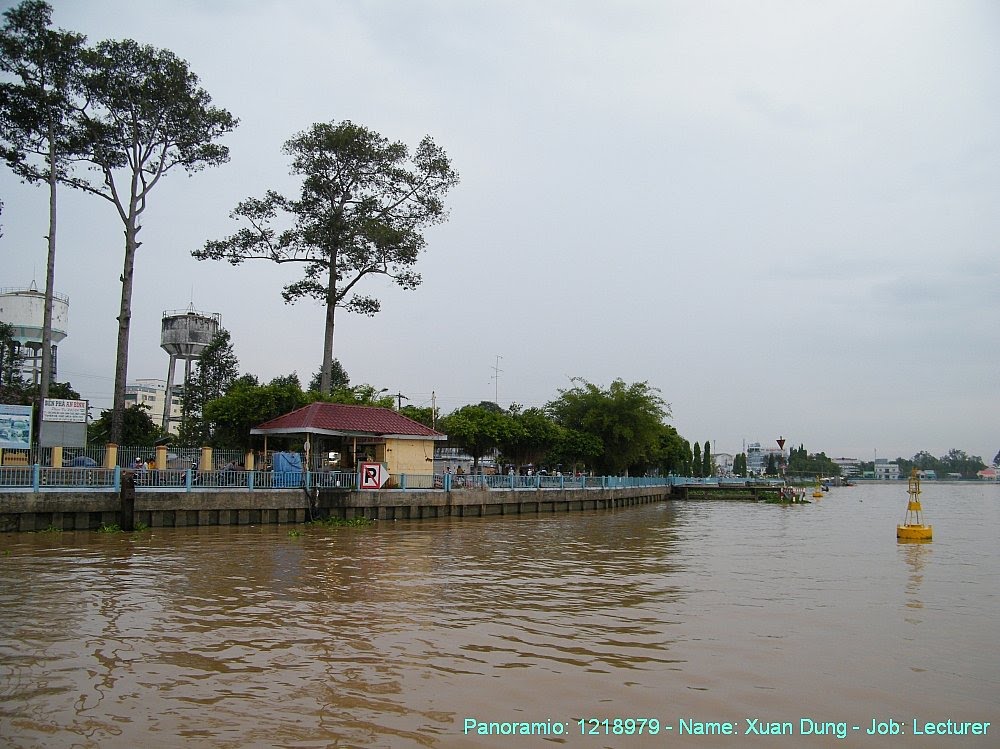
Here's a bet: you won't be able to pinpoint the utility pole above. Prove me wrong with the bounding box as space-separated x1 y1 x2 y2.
393 391 409 411
431 391 436 429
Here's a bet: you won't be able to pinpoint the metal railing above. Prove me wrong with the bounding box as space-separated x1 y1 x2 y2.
0 466 677 494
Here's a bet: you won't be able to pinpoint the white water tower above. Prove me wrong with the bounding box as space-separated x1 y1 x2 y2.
0 283 69 384
160 305 221 431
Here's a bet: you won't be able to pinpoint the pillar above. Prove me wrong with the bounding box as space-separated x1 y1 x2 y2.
199 446 213 471
105 443 118 469
51 446 63 468
244 451 255 470
155 444 167 470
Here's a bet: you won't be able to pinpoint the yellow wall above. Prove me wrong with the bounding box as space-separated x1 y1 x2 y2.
383 438 436 475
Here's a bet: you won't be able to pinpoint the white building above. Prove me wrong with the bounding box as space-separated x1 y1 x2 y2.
714 452 734 476
746 442 785 475
832 457 862 478
125 379 182 429
873 459 900 480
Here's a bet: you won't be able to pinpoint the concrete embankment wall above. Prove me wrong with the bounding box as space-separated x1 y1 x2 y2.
0 486 671 532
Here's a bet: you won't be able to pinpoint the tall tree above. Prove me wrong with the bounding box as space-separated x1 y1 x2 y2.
88 403 161 446
498 405 560 472
692 441 702 478
67 39 237 444
439 404 513 470
702 440 712 477
204 374 308 450
398 404 436 429
195 120 458 393
0 0 86 401
177 330 239 445
308 358 349 394
546 378 671 475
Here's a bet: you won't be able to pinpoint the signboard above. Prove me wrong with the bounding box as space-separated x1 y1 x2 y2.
0 404 33 449
42 398 88 423
359 462 389 490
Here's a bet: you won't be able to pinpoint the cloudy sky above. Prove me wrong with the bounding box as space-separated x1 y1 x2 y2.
2 0 997 462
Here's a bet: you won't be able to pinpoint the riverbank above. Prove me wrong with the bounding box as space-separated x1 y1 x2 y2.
0 485 671 532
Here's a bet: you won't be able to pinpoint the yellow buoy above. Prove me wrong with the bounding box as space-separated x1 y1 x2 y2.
812 476 823 498
897 469 932 541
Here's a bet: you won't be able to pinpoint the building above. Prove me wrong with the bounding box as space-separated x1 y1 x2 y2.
832 457 862 478
124 379 183 428
873 459 900 480
0 284 69 384
746 442 785 475
251 402 446 478
713 452 734 476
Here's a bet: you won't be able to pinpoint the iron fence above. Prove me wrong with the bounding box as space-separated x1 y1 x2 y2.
0 466 676 493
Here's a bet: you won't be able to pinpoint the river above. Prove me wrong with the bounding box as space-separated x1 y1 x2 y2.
1 482 997 748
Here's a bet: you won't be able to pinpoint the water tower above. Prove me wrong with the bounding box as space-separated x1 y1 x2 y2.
0 283 69 384
160 305 221 431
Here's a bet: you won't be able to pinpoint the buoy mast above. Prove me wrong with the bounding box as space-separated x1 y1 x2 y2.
897 469 932 541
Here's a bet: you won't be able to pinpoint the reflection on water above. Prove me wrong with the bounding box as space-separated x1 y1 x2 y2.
899 540 930 620
1 483 997 747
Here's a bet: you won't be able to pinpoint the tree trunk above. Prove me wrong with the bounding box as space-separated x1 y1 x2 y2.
40 127 57 401
109 214 138 444
320 257 337 394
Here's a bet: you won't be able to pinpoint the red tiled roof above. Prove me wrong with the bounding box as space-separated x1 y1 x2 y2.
251 402 445 439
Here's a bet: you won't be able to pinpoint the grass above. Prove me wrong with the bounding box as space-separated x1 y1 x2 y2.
305 516 374 528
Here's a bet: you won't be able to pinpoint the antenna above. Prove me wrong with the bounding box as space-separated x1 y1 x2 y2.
490 354 503 404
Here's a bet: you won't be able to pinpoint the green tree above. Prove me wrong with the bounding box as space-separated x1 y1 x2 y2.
0 0 86 401
324 383 394 408
733 452 747 477
692 441 702 478
546 378 671 475
546 426 603 474
67 39 237 444
88 403 160 446
308 359 349 394
702 440 712 477
398 404 436 429
938 449 986 479
0 320 28 402
177 330 239 445
439 404 513 470
787 444 841 478
498 405 560 472
651 425 689 475
195 120 458 394
203 374 307 450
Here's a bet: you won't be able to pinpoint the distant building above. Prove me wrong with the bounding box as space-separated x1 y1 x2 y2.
124 379 182 428
746 442 784 475
713 452 734 476
832 457 862 478
874 459 900 480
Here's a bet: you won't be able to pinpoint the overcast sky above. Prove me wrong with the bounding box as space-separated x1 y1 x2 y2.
2 0 997 462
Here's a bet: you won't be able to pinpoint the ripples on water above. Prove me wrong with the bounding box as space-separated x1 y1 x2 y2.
1 483 997 747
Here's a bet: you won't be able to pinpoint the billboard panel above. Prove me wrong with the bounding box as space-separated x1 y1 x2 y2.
43 399 88 423
0 404 33 449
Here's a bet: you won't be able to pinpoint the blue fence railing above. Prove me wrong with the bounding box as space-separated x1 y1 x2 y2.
0 467 680 493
